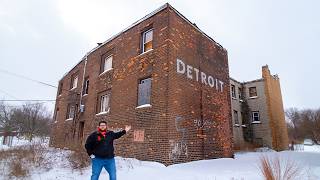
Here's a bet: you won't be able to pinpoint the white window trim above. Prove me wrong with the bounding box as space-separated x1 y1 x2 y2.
96 109 110 116
252 121 261 124
249 96 258 99
136 104 152 109
65 118 73 121
138 49 153 57
100 55 113 75
142 29 153 53
99 94 110 113
99 68 114 76
252 112 260 123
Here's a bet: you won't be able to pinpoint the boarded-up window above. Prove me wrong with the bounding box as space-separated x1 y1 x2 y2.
138 77 151 106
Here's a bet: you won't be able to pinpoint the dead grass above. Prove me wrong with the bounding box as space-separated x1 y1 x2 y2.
258 155 305 180
0 143 51 179
67 142 90 171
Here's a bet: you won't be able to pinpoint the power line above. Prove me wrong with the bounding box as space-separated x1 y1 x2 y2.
5 101 52 107
0 68 81 95
0 89 19 99
0 68 57 89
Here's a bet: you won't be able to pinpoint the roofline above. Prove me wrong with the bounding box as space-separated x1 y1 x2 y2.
230 77 264 85
243 78 264 84
229 77 242 84
167 4 226 52
60 3 227 80
60 4 168 80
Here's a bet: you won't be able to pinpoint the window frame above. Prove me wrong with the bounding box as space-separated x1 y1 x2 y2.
142 29 153 53
137 77 152 107
66 104 76 120
70 74 78 90
58 82 63 95
238 87 242 100
249 87 257 98
83 77 89 95
233 110 239 125
251 111 260 123
54 108 59 123
231 85 236 99
100 54 113 74
96 91 111 115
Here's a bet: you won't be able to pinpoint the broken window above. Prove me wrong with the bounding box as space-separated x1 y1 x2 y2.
233 110 239 125
231 85 236 98
249 87 257 97
83 77 89 95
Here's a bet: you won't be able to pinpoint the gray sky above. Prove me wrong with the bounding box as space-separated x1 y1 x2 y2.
0 0 319 113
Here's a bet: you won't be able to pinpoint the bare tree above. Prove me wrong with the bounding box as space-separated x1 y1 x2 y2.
286 108 301 142
0 102 15 132
11 103 52 141
286 108 320 145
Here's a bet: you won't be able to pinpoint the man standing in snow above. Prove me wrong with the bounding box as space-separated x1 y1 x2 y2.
85 120 131 180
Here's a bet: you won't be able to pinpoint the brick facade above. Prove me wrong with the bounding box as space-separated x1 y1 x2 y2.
50 4 234 165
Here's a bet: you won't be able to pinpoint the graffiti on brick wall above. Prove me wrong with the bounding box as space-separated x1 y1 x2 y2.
169 116 216 161
169 116 188 161
193 119 214 130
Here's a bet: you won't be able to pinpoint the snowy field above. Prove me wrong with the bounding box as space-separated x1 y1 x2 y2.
0 137 320 180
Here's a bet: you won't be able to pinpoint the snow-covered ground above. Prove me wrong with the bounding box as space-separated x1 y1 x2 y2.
0 136 48 150
1 137 320 180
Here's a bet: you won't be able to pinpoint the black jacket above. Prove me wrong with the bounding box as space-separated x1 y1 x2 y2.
85 130 126 159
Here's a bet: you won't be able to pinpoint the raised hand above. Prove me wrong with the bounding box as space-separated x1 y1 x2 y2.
125 125 131 132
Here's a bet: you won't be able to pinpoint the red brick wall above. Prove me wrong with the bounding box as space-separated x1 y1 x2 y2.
165 8 233 164
50 5 233 165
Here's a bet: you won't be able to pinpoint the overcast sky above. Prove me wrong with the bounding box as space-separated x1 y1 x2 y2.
0 0 319 113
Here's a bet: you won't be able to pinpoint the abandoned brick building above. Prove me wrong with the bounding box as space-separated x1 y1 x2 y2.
230 66 289 151
50 3 234 165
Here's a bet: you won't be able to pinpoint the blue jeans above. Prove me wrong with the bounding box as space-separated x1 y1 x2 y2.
91 157 116 180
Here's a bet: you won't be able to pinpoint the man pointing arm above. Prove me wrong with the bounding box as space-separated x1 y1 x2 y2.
85 120 131 180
